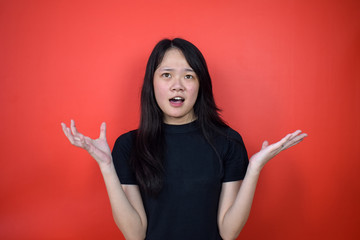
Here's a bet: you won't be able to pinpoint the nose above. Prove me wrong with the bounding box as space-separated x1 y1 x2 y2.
171 76 184 91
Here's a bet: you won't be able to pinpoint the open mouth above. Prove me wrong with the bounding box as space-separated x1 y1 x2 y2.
169 97 185 103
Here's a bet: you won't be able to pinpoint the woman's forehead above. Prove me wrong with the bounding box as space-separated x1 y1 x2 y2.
157 48 192 70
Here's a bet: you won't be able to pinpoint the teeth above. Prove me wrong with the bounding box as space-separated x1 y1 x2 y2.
170 97 184 102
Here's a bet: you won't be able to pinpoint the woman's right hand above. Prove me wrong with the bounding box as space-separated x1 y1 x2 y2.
61 120 112 167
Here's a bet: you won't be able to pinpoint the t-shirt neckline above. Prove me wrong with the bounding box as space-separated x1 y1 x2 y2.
162 120 199 134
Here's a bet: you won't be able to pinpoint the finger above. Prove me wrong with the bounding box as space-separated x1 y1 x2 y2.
80 135 91 151
261 140 269 150
64 126 76 145
279 130 304 146
288 130 302 141
72 133 88 148
286 133 307 146
266 134 291 153
70 119 79 136
61 122 69 136
61 123 74 141
284 139 304 150
282 133 308 150
275 133 292 150
291 129 302 136
70 119 86 142
99 122 106 140
62 122 83 146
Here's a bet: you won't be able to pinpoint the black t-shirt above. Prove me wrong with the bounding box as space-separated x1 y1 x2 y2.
112 121 248 240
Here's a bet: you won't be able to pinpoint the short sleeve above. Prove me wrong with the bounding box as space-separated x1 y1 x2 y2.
111 131 138 185
222 128 249 182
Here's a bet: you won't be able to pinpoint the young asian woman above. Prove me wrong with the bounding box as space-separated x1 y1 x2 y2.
61 38 307 240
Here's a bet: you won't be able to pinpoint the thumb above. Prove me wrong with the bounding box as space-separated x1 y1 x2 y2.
261 140 269 150
99 122 107 140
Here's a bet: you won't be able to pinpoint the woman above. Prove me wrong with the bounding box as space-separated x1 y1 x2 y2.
61 38 307 240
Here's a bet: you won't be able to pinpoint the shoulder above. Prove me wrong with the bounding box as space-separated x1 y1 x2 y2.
214 126 247 160
112 130 138 185
114 130 137 145
113 130 137 153
219 126 249 181
225 127 245 146
215 126 245 146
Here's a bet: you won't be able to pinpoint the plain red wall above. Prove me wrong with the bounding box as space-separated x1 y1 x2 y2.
1 0 359 239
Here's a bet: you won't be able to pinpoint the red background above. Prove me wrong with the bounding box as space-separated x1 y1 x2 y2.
1 0 359 239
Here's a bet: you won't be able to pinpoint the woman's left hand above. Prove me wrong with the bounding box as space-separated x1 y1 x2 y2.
249 130 308 173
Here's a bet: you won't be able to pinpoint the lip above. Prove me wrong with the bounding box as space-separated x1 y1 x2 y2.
169 96 185 107
169 101 184 107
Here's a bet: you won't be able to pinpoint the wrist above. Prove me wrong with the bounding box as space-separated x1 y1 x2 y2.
99 161 115 174
247 161 263 176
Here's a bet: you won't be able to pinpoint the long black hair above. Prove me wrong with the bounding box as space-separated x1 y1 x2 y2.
131 38 228 196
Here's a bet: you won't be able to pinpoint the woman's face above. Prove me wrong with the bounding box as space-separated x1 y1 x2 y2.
153 48 199 125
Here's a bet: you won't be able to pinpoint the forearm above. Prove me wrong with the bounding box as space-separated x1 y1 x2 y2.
220 163 261 239
100 163 146 240
219 130 307 240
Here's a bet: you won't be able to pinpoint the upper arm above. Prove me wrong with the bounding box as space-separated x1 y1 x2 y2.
121 184 147 228
217 180 243 227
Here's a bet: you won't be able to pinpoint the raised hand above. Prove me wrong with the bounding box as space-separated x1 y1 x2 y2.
249 130 308 172
61 120 112 167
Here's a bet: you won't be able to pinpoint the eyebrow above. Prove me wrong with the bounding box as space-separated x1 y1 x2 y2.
159 67 195 72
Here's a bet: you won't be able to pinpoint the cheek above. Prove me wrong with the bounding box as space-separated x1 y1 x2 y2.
153 81 167 103
189 83 200 101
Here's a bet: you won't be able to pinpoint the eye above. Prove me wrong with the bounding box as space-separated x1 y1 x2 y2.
184 74 194 79
161 73 171 78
